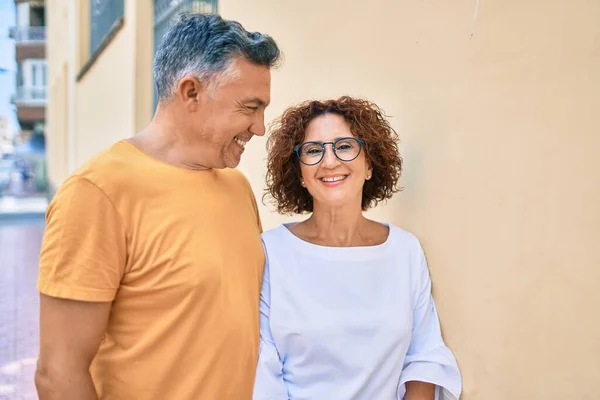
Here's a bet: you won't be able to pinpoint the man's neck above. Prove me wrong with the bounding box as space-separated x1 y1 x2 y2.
130 116 212 171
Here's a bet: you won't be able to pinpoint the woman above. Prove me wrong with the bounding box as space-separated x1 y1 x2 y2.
253 96 461 400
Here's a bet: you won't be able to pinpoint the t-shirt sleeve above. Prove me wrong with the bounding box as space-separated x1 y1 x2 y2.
238 170 263 233
37 175 127 302
251 192 263 233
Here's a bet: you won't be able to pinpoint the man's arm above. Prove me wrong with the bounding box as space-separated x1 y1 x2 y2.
405 381 435 400
35 295 112 400
35 176 127 398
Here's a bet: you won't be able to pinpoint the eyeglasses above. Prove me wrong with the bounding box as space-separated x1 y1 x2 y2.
294 137 365 166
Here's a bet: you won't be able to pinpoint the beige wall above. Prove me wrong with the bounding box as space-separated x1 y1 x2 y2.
223 0 600 398
74 0 153 166
46 0 600 398
45 0 70 187
47 0 153 185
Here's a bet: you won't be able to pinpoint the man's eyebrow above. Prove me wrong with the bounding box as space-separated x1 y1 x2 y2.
243 98 267 107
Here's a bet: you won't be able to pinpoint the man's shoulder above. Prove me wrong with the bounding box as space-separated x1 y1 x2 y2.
217 168 257 203
70 140 134 184
53 140 141 204
219 167 252 188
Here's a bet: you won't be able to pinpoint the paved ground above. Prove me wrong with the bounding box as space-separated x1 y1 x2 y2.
0 196 47 216
0 216 45 399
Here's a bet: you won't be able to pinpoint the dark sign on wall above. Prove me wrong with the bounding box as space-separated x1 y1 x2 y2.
90 0 125 57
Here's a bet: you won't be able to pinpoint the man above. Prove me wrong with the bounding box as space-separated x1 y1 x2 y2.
35 13 281 400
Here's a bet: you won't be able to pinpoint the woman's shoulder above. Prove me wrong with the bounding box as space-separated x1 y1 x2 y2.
260 224 291 245
260 222 423 249
383 223 422 248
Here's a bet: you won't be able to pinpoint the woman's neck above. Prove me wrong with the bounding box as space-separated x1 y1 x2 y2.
301 201 370 247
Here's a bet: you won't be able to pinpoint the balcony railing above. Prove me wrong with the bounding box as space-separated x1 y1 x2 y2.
9 26 46 44
154 0 218 26
13 86 47 106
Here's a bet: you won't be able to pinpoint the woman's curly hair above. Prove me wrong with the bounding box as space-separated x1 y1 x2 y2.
264 96 403 215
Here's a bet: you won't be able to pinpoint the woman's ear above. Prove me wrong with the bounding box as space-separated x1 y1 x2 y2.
365 161 373 181
298 171 306 187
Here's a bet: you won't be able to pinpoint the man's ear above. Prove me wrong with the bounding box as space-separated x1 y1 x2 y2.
176 77 203 111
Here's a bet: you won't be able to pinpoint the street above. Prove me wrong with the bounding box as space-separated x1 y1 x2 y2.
0 217 44 400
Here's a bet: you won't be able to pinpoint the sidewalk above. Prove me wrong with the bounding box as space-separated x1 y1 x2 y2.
0 196 47 225
0 219 44 399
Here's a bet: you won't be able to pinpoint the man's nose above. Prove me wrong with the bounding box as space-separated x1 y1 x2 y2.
250 112 266 136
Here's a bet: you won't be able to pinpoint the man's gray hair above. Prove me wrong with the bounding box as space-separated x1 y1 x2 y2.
153 12 282 101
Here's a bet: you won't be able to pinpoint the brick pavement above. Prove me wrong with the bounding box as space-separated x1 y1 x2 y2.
0 219 44 400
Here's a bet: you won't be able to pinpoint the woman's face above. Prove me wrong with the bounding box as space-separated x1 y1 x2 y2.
297 113 372 210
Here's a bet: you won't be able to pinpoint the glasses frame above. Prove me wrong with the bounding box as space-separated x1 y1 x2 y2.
294 137 365 166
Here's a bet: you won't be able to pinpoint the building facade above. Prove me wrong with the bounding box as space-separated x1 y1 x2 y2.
46 1 600 398
9 0 46 138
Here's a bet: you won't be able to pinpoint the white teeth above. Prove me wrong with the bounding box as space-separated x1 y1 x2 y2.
321 176 347 182
234 138 247 148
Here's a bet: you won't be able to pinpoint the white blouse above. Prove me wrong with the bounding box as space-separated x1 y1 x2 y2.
253 223 462 400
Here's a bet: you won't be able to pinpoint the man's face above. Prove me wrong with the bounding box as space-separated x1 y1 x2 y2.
180 57 272 169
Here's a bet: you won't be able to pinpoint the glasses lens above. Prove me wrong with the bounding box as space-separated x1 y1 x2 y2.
299 142 324 165
334 138 361 161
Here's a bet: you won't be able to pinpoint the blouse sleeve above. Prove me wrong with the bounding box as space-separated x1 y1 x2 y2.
253 251 290 400
397 245 463 400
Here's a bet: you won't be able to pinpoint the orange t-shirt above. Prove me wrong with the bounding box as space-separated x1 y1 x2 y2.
37 140 265 399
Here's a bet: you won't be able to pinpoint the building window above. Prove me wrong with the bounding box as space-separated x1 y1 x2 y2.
16 64 23 87
22 60 47 89
16 3 29 27
32 64 38 86
90 0 125 59
29 4 46 27
153 0 218 107
17 60 47 103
